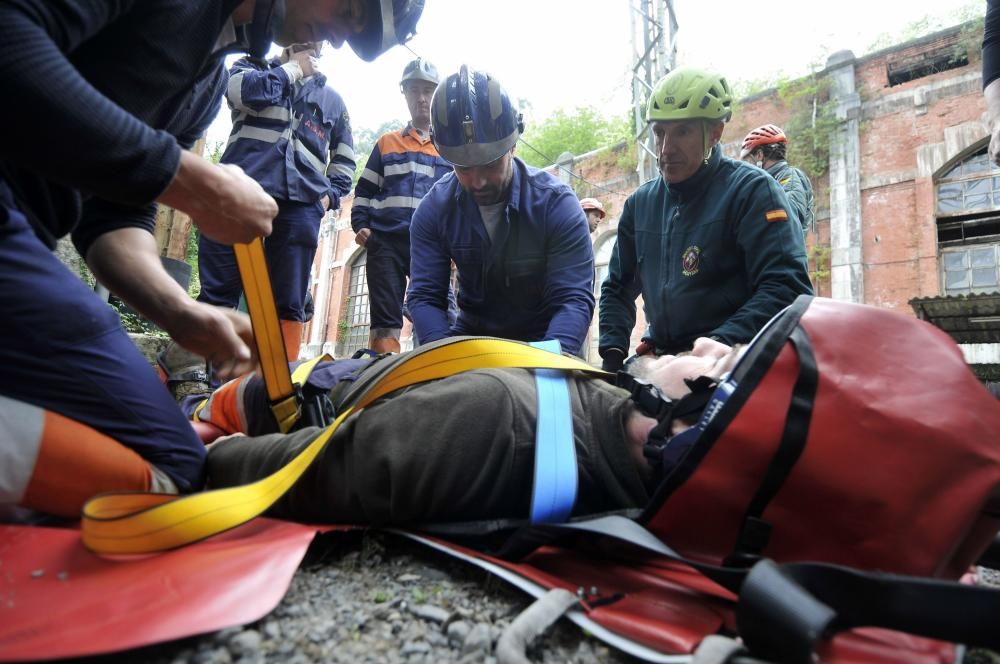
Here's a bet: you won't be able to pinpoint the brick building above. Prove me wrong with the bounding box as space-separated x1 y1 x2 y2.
303 20 998 377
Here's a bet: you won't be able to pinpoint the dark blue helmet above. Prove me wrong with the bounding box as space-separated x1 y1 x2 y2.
349 0 425 62
431 65 524 167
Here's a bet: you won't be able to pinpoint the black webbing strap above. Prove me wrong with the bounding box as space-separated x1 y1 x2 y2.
728 325 819 566
537 515 1000 664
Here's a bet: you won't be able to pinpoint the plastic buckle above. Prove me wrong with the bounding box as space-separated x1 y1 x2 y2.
270 385 303 433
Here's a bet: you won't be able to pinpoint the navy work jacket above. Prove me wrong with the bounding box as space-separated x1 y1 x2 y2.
408 158 595 354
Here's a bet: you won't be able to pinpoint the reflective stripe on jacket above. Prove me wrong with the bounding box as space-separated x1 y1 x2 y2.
221 57 355 206
351 125 452 234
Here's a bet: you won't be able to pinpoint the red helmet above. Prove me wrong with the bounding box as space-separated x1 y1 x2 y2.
580 197 606 219
739 124 787 159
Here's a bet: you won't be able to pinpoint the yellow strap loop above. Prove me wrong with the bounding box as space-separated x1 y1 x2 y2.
233 239 296 424
81 339 604 555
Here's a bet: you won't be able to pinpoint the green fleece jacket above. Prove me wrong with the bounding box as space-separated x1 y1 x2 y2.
767 160 815 231
207 368 650 525
600 146 813 355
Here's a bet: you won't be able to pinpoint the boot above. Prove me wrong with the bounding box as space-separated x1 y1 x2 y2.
280 319 304 361
156 341 210 401
370 337 401 354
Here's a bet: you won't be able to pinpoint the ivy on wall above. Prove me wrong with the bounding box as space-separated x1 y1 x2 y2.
776 76 839 179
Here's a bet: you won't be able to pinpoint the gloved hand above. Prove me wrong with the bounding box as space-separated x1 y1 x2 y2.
600 348 626 373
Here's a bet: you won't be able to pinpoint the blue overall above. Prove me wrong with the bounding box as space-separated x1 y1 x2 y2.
197 198 325 321
0 183 205 491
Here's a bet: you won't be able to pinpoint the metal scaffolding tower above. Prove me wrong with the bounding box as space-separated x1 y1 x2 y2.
630 0 678 183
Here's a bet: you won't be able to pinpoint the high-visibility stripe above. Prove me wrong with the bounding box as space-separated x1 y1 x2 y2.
0 395 44 503
360 195 423 210
333 142 355 159
227 125 286 147
359 169 383 187
292 136 327 174
384 162 437 178
81 339 607 554
329 162 356 180
227 71 246 109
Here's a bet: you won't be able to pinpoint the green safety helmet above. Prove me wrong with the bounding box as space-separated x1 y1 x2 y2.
646 67 733 124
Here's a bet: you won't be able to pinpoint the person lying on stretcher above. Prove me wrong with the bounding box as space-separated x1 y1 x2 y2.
192 335 744 525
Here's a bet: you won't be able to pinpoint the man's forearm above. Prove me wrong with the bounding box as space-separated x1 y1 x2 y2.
86 227 192 330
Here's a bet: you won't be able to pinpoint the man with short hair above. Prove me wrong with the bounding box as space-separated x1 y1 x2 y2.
352 58 453 354
193 41 356 362
740 124 815 231
0 0 425 518
599 67 812 372
407 66 595 355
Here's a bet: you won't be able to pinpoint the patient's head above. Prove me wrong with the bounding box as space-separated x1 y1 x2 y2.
628 337 745 399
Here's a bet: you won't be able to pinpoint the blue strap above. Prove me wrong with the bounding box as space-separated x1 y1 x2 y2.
528 340 578 524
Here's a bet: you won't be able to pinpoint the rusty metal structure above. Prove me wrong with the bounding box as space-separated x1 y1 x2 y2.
630 0 678 183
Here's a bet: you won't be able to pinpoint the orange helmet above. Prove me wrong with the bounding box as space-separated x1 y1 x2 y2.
580 197 606 219
739 124 787 159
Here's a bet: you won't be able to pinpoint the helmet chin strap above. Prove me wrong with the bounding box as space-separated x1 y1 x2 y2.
615 371 719 470
701 121 715 164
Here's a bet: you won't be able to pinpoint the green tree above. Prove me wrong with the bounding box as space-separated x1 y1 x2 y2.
517 106 632 168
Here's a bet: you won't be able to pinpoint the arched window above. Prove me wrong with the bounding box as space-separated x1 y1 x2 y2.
341 250 370 356
936 146 1000 296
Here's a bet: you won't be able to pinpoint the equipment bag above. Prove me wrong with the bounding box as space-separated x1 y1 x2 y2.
643 294 1000 579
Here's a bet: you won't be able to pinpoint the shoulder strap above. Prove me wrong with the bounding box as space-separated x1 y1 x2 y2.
81 338 605 555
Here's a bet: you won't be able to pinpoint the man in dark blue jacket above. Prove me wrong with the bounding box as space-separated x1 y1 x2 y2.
195 42 356 361
0 0 425 518
599 67 813 371
408 66 595 355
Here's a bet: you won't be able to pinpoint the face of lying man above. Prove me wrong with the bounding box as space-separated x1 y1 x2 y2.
629 337 743 399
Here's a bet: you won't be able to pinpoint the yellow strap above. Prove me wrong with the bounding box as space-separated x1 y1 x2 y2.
81 339 605 555
233 239 296 428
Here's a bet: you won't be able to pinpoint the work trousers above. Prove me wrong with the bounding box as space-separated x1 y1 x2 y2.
365 230 410 335
197 198 324 322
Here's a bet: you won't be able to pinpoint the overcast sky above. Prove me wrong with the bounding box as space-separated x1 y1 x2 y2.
207 0 983 146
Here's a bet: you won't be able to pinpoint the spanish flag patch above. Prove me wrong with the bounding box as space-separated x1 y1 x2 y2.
765 209 788 223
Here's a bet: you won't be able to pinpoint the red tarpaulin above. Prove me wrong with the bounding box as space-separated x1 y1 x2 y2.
0 519 321 661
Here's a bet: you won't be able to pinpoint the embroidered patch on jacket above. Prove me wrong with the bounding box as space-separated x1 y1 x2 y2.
681 246 701 276
765 209 788 223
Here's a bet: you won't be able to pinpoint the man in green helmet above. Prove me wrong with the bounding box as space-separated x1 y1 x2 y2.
598 67 813 370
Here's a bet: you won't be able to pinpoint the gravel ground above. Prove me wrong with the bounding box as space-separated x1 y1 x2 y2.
70 532 1000 664
75 530 633 664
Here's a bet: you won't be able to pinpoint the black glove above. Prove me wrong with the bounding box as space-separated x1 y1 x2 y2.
600 348 626 373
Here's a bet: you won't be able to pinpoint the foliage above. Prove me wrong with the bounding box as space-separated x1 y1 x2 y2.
352 119 405 185
206 140 226 164
109 298 167 336
518 106 632 168
776 76 839 179
186 225 201 298
808 244 832 284
865 1 984 54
